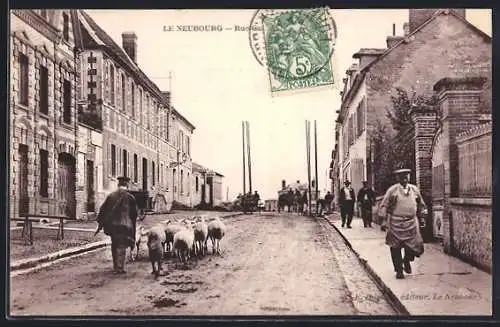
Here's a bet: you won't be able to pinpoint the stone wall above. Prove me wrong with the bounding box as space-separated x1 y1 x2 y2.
449 198 491 272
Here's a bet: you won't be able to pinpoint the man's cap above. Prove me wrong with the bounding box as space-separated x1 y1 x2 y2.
362 180 368 184
344 180 351 184
393 168 411 175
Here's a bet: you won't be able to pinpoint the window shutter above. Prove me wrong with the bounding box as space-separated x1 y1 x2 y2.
127 151 131 179
107 143 111 176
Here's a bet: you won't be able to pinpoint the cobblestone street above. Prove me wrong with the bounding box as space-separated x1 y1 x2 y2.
10 213 396 316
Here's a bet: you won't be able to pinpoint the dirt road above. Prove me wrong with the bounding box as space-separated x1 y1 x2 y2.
10 213 396 316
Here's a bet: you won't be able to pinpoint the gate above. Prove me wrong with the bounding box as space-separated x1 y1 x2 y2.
431 130 445 240
18 144 29 215
57 153 76 217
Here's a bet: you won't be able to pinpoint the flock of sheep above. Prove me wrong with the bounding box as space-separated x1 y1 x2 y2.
131 215 226 276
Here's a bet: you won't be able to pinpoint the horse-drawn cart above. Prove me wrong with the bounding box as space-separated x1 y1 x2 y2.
128 190 152 221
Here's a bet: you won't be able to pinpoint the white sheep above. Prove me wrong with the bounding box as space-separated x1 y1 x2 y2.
147 224 167 276
130 224 148 261
163 219 186 257
207 216 226 255
173 219 196 263
193 215 209 256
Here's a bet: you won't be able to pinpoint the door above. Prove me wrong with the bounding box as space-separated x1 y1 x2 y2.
207 176 214 206
86 160 95 212
57 153 76 217
142 158 148 191
18 144 29 215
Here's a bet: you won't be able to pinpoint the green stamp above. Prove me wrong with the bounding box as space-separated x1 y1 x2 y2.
259 9 336 93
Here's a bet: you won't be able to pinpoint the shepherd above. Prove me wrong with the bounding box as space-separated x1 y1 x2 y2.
95 176 138 275
378 168 428 279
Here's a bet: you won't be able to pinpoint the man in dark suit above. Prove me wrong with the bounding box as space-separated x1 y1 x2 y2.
339 180 356 228
357 181 376 228
95 176 138 274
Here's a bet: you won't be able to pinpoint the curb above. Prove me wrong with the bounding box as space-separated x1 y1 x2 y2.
322 215 411 316
11 239 111 272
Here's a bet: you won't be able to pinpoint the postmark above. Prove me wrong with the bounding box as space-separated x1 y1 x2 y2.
249 9 337 93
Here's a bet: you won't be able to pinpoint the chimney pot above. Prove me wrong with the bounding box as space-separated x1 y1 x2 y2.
122 31 137 63
392 23 396 36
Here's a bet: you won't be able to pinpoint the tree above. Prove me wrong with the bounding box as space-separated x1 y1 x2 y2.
386 87 438 131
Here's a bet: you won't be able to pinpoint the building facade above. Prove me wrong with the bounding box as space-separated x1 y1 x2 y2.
331 9 491 198
10 10 82 219
72 10 195 216
191 162 224 208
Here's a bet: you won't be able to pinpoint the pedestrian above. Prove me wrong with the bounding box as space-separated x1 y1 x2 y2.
95 176 138 274
324 191 333 214
338 180 356 228
253 191 260 211
357 181 376 227
301 191 308 215
378 168 428 279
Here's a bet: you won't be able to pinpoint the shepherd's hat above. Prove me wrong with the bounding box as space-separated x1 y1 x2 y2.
393 168 411 175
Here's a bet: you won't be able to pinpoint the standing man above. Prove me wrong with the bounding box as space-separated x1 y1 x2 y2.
357 181 376 228
378 168 428 279
95 176 138 274
339 180 356 228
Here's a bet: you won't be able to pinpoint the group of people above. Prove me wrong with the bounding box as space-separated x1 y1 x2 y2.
338 180 376 228
338 168 428 279
236 191 262 213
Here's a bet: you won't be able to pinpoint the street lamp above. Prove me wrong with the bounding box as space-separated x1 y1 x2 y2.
168 150 188 168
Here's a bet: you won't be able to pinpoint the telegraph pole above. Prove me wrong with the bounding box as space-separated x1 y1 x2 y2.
246 121 253 194
306 120 312 216
242 121 246 195
314 120 319 215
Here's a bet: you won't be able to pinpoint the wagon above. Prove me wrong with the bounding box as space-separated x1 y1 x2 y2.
128 190 152 221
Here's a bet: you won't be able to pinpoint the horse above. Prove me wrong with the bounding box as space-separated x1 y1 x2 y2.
278 192 295 213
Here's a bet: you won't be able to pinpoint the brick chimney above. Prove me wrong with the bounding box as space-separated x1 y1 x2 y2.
403 22 410 36
409 9 466 33
386 23 404 48
161 91 171 105
122 32 137 63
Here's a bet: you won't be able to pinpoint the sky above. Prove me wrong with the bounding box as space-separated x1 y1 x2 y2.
86 9 492 201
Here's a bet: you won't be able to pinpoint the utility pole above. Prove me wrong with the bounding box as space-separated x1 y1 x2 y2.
306 120 312 216
242 121 246 195
314 120 319 215
246 121 252 194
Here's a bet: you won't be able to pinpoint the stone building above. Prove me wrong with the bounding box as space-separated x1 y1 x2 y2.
191 162 225 208
71 10 195 216
331 9 491 203
10 10 82 218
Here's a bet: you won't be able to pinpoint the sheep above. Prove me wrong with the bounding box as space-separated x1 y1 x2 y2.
193 215 209 256
207 216 226 255
147 224 167 277
173 220 196 264
164 220 187 257
130 225 148 261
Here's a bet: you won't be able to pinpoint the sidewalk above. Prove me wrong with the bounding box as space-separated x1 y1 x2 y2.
324 212 492 316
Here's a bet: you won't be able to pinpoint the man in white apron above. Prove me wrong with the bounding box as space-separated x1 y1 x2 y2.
378 168 428 279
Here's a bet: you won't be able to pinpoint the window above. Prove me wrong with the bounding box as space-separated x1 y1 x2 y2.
18 53 29 106
160 163 164 186
181 170 184 194
63 80 72 124
186 136 190 156
122 149 128 177
63 13 69 42
152 161 156 186
146 95 150 129
357 97 366 137
195 176 199 192
39 66 49 115
109 65 115 105
187 173 190 195
131 83 135 118
39 149 49 197
133 154 138 183
121 74 126 111
111 144 116 176
139 89 143 124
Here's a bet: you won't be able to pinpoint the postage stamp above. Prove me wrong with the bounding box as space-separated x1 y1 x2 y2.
249 9 337 93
